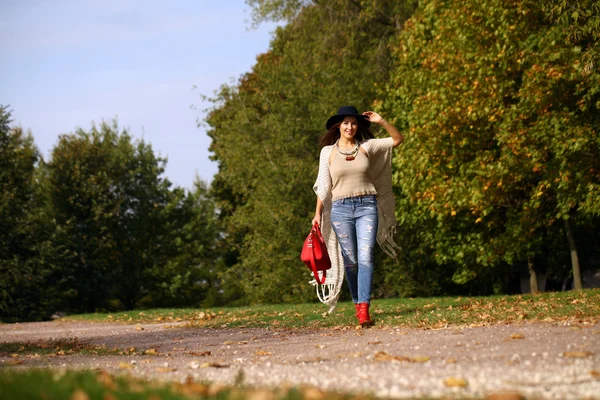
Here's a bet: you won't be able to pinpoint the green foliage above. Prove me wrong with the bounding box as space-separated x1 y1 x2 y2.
0 106 59 322
46 121 219 312
383 0 600 285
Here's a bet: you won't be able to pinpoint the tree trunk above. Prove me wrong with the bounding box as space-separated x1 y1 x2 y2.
564 218 583 290
528 256 539 294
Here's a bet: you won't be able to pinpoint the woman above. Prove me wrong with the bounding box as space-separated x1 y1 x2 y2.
312 106 403 325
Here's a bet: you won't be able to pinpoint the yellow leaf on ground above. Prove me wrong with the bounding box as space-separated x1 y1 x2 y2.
256 350 272 356
411 355 431 363
96 370 116 390
591 370 600 378
510 334 524 339
144 348 158 355
301 387 327 400
564 351 593 358
70 389 90 400
486 392 525 400
8 359 24 365
443 377 468 388
189 350 211 356
118 362 133 370
155 367 176 373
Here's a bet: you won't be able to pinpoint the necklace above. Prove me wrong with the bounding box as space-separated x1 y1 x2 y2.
335 140 359 161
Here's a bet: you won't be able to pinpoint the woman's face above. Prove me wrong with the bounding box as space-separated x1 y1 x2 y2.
339 117 358 141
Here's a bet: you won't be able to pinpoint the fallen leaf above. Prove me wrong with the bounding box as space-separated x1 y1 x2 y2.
591 370 600 378
509 334 525 340
315 345 326 349
103 393 117 400
563 351 593 358
172 347 186 351
7 359 24 365
223 341 234 345
135 326 144 331
374 351 410 362
443 377 468 388
180 381 209 396
368 341 382 345
445 358 457 364
255 350 272 356
144 348 158 355
118 362 133 370
411 355 431 363
301 387 326 400
155 367 176 373
486 392 525 400
237 341 248 345
200 362 229 368
70 390 90 400
189 350 211 357
96 370 116 390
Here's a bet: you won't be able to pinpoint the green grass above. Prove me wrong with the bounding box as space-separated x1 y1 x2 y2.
60 289 600 330
0 369 375 400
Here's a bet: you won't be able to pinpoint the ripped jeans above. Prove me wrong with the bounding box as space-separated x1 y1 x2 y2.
330 195 378 304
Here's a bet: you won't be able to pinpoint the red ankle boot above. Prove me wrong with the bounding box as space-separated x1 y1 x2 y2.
357 303 372 326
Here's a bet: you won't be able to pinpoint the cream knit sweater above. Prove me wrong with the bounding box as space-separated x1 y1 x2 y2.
312 137 400 312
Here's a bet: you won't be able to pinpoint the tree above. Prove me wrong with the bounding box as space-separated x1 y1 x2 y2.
0 106 58 321
46 120 195 311
382 0 600 290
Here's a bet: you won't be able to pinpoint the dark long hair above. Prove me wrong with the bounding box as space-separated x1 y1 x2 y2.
319 122 374 147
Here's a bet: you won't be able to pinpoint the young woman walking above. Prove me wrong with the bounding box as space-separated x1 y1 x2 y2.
312 106 403 325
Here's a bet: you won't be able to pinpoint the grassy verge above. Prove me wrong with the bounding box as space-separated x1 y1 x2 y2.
59 289 600 330
0 338 148 358
0 369 373 400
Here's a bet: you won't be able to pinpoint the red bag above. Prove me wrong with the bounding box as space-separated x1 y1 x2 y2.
300 223 331 284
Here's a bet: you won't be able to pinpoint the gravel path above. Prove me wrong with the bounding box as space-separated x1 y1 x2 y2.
1 320 599 399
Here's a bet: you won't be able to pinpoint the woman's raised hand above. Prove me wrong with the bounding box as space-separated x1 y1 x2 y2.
363 111 383 125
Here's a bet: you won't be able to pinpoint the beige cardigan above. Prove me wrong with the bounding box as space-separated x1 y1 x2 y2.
312 137 400 312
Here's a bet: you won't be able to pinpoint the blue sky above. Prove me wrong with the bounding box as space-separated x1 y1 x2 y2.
0 1 279 189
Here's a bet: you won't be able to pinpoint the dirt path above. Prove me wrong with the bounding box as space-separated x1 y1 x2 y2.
1 320 599 399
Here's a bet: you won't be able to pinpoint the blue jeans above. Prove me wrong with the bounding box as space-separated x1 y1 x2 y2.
330 195 378 304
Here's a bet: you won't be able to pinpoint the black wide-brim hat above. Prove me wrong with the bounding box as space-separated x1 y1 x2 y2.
326 106 371 130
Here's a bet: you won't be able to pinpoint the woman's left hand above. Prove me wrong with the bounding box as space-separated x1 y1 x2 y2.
363 111 383 125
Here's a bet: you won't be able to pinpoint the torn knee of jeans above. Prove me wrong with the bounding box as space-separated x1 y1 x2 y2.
339 233 349 238
332 221 341 228
365 225 373 233
365 218 374 222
